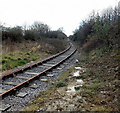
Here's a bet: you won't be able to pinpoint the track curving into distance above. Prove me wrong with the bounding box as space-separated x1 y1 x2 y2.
0 43 76 99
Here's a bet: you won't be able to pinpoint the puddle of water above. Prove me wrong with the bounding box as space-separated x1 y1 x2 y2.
75 67 82 70
47 74 54 77
66 86 76 92
77 79 84 84
73 71 80 77
75 67 86 73
66 84 83 93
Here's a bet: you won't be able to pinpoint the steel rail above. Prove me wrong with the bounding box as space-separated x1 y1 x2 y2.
1 45 71 79
1 47 76 99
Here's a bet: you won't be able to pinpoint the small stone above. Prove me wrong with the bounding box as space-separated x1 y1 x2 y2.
0 88 6 94
82 99 87 104
67 104 75 110
41 79 48 82
17 92 28 97
57 67 62 70
115 66 119 71
0 104 11 111
29 84 38 89
3 82 18 86
47 74 54 77
25 72 39 75
75 59 79 63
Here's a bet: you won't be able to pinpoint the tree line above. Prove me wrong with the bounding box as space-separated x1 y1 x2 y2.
2 21 67 42
69 4 119 51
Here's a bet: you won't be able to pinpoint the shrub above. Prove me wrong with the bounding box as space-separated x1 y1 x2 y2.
82 38 103 52
17 60 27 65
74 86 80 91
2 59 8 64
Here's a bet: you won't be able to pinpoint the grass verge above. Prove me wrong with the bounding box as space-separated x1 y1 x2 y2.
22 67 74 111
78 46 119 111
1 38 67 72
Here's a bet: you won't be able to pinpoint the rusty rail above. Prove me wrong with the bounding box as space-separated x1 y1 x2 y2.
1 45 71 79
1 46 76 99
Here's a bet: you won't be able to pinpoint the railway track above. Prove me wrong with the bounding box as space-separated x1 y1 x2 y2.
0 44 76 101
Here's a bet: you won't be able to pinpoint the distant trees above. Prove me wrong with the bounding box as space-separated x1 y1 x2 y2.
70 4 119 51
47 30 67 39
24 30 37 41
2 26 23 42
2 21 67 42
31 21 50 37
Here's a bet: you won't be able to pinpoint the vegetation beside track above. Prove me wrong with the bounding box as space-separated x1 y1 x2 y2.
1 21 68 73
76 48 119 111
23 47 119 111
23 4 119 111
68 4 119 111
1 38 67 72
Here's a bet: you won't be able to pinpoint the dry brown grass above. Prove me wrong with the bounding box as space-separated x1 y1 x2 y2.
2 38 67 72
82 38 103 52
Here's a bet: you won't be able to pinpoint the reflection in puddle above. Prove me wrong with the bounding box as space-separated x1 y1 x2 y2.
66 86 76 92
77 79 84 84
73 71 80 77
75 67 82 70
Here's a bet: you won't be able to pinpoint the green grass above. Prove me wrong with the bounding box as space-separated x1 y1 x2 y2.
85 83 101 90
55 73 71 88
2 38 67 72
81 88 96 96
2 51 47 72
92 78 101 83
79 73 91 79
81 81 102 97
55 81 67 87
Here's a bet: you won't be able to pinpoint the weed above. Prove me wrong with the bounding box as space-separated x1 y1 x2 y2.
2 59 8 64
4 56 12 60
55 81 67 87
92 78 101 83
85 83 101 90
23 87 55 111
91 105 112 111
2 39 67 72
74 86 80 91
64 78 68 82
22 104 40 111
81 88 96 96
80 73 91 79
17 60 27 65
81 82 102 98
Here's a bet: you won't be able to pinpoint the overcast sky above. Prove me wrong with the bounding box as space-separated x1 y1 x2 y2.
0 0 118 36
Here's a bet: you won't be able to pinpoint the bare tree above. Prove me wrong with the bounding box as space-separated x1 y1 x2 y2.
31 21 50 34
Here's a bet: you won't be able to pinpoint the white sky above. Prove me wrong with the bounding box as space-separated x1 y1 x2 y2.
0 0 118 36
